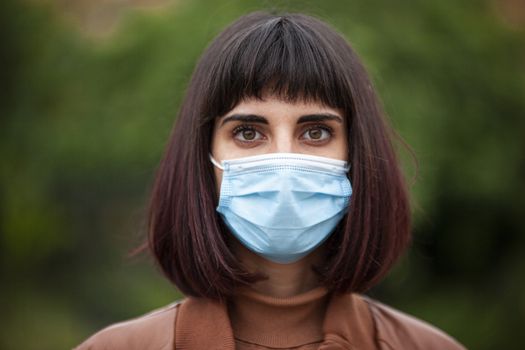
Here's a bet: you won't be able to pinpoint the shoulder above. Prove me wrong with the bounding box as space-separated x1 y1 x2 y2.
359 296 467 350
73 301 182 350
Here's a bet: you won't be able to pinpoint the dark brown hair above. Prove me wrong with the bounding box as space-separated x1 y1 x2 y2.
148 11 411 300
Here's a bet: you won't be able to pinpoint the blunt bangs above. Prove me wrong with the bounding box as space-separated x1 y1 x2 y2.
200 12 353 120
148 11 412 300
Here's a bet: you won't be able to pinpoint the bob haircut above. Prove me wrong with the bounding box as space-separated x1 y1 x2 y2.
148 11 411 300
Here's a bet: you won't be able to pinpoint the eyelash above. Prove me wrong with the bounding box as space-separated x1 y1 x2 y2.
231 124 334 143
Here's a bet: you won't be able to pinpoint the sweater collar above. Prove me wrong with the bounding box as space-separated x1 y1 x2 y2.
175 287 376 349
230 286 329 348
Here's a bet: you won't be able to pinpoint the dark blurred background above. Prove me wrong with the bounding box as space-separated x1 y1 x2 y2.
1 0 524 349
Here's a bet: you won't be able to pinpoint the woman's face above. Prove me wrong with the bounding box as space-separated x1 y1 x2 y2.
211 95 348 192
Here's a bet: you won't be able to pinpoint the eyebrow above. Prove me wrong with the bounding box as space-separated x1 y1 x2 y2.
220 113 343 127
297 114 343 124
220 114 268 126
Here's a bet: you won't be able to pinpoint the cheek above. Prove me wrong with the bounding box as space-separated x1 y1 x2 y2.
214 167 223 199
337 126 350 162
340 136 350 162
211 121 224 199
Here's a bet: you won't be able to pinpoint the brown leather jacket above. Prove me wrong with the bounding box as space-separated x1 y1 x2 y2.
75 294 466 349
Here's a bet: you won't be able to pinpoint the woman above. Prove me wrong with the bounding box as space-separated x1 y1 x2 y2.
76 11 466 350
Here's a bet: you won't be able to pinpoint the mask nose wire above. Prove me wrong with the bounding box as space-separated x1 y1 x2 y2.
209 153 224 170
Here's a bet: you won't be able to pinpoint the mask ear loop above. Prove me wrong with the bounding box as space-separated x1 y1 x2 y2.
209 153 224 170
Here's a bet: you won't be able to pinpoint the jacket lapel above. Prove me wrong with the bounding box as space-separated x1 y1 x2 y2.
175 297 235 350
320 293 376 349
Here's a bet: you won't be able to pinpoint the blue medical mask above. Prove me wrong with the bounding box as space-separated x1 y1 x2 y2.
210 152 352 264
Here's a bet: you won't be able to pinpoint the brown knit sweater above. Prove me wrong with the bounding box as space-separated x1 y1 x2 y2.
229 286 329 349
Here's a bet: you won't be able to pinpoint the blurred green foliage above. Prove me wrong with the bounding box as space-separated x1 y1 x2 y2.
1 0 524 349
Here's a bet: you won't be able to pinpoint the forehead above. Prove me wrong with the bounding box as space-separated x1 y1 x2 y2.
221 95 344 120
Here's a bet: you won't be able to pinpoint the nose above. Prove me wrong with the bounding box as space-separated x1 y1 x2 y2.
269 128 296 153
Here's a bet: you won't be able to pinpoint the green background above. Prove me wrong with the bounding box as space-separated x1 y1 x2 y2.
1 0 524 349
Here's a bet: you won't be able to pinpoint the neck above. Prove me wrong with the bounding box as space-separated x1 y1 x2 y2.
233 241 324 298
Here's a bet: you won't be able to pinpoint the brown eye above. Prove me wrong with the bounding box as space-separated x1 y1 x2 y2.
308 128 323 140
302 126 331 142
233 126 263 143
242 129 256 140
